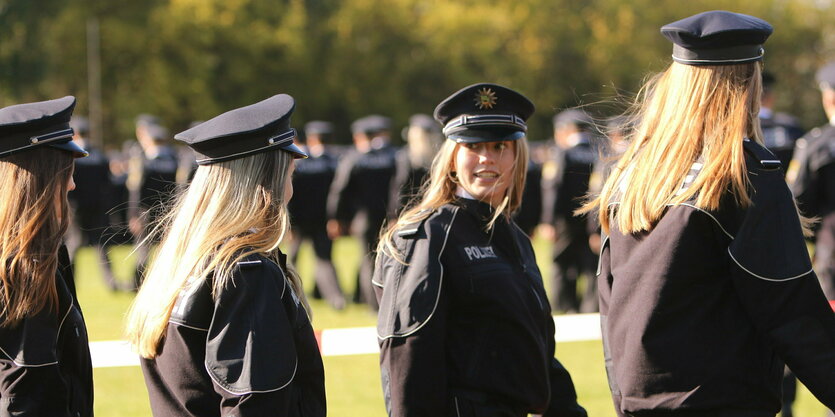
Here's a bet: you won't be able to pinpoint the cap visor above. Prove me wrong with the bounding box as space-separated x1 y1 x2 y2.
447 128 525 143
281 142 308 159
48 140 89 158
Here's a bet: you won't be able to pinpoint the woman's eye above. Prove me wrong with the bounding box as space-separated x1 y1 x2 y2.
464 143 479 150
495 143 507 151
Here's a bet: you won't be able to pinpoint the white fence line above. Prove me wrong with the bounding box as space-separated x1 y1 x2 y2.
91 313 601 368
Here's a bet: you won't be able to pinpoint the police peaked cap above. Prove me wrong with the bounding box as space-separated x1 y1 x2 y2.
817 61 835 89
661 11 772 66
434 83 535 143
70 115 90 136
351 115 392 135
175 94 307 165
553 109 593 130
0 96 88 159
408 114 439 132
304 120 334 136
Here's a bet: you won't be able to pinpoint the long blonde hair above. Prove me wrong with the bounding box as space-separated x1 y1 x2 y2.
125 150 307 358
378 138 529 260
0 148 74 327
580 62 764 234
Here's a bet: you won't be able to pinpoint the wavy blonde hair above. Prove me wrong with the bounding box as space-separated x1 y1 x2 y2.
0 148 74 327
125 150 307 358
378 138 529 260
580 62 767 234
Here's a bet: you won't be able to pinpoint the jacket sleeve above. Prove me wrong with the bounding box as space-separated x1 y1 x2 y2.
376 212 454 417
728 161 835 407
205 261 302 416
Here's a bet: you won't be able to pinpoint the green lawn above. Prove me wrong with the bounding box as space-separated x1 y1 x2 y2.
74 238 830 417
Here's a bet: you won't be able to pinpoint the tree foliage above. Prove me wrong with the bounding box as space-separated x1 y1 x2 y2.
0 0 833 145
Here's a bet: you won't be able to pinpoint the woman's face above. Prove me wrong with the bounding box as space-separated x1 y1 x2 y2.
283 159 295 202
453 140 516 207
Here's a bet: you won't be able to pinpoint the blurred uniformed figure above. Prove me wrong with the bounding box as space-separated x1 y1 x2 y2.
65 116 120 290
389 114 442 217
0 96 93 417
759 72 804 170
539 109 597 313
127 114 179 289
790 62 835 302
787 61 835 417
327 114 397 309
104 145 133 246
175 121 202 185
582 11 835 416
288 121 346 310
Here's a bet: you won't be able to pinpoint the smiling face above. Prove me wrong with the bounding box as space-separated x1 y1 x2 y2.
453 140 516 207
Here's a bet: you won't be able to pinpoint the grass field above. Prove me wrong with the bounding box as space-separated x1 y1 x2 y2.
74 238 829 417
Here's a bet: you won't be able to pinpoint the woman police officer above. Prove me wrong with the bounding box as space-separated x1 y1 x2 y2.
125 94 326 416
580 11 835 416
374 83 587 417
0 96 93 416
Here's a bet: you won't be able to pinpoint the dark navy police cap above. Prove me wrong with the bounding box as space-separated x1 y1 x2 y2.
661 11 772 66
434 83 535 143
351 115 392 135
408 114 439 132
553 109 593 130
70 116 90 136
816 61 835 89
175 94 307 165
0 96 88 159
304 121 334 136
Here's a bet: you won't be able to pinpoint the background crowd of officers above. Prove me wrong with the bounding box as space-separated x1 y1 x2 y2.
67 67 834 323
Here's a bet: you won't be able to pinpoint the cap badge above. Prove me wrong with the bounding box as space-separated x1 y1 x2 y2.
474 88 497 109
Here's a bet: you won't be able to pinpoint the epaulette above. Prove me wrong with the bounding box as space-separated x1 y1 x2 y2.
396 210 432 238
742 139 781 170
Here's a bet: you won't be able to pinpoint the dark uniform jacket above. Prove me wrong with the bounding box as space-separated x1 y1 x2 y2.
541 138 597 261
373 198 587 417
389 149 430 219
513 160 542 236
68 147 112 245
131 145 179 227
598 140 835 416
288 148 337 230
760 111 804 169
790 124 835 299
328 144 397 229
0 250 94 417
140 252 326 417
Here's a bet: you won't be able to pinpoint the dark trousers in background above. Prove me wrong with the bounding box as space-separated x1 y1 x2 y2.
289 223 346 310
353 212 384 311
551 219 597 313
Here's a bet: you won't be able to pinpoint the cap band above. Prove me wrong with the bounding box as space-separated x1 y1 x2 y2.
0 125 74 158
442 114 527 136
195 128 297 165
672 44 764 65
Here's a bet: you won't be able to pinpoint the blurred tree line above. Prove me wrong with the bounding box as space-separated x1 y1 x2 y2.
1 0 833 147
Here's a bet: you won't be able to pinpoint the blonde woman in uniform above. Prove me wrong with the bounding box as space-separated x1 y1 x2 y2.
125 94 325 417
374 83 586 417
581 11 835 416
